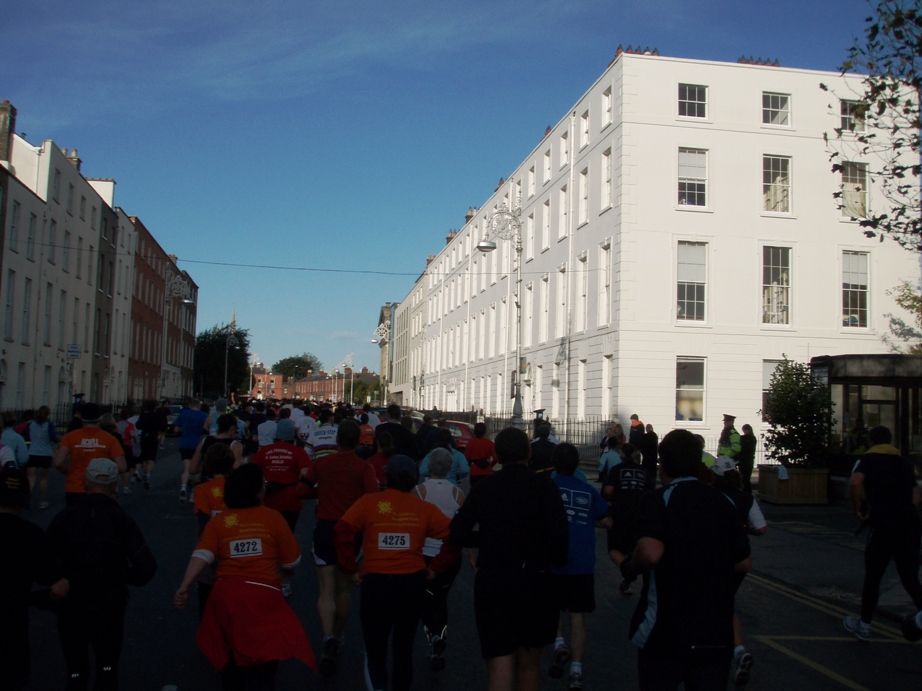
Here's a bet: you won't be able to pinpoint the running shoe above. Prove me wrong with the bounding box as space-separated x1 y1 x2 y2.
843 615 871 642
732 650 753 686
281 582 292 598
38 501 49 510
143 475 151 490
179 487 187 503
187 489 194 503
548 644 571 679
122 486 132 495
132 471 141 483
568 672 583 690
902 613 922 643
319 636 339 677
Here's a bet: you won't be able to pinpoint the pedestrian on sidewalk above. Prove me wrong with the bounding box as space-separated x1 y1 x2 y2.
844 425 922 642
737 424 757 494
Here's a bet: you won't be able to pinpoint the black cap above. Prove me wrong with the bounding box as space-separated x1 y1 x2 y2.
81 402 102 423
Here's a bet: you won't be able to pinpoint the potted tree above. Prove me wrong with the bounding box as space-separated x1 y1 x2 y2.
758 357 836 505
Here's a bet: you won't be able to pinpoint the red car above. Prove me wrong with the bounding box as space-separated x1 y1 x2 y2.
445 420 474 452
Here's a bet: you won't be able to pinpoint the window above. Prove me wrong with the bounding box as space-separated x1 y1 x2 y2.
678 84 707 118
528 165 536 197
542 200 550 249
762 92 790 126
526 213 535 260
577 255 588 331
84 303 90 352
762 360 783 421
91 206 96 231
22 279 32 344
763 155 791 213
544 149 551 183
601 148 612 209
580 111 589 149
842 250 868 327
558 185 568 238
101 216 108 241
539 276 549 343
76 238 83 278
73 297 79 345
678 148 707 207
87 246 94 286
79 196 86 220
676 358 705 421
63 231 71 271
48 220 57 263
52 169 61 202
43 283 52 345
9 201 19 251
26 214 36 260
841 162 868 217
762 246 791 324
603 87 613 126
840 100 865 133
677 241 707 321
598 244 611 326
4 271 15 340
67 184 74 214
555 267 567 338
560 132 569 167
578 169 589 225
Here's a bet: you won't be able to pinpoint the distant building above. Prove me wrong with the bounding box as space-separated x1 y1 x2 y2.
388 51 920 444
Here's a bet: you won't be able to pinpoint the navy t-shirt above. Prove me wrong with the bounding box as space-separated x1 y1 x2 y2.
629 477 749 656
553 474 609 575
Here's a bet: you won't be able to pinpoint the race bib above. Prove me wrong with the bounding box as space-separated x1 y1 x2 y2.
229 538 263 557
377 532 410 550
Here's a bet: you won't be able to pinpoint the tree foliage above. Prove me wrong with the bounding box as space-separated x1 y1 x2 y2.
193 325 251 401
823 0 922 251
271 353 322 380
761 358 836 467
883 280 922 353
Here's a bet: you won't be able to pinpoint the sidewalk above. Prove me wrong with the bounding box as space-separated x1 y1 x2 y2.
752 500 920 622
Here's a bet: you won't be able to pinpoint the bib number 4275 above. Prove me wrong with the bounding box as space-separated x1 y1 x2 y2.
377 532 409 550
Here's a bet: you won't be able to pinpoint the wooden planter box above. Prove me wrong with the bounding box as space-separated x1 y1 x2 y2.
757 464 829 505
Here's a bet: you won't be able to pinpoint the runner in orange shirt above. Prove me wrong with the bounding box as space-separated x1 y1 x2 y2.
335 454 459 691
52 403 125 506
174 463 316 688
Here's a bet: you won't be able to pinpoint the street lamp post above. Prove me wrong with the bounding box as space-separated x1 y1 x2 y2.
224 328 239 399
372 322 391 405
160 273 193 401
478 200 525 430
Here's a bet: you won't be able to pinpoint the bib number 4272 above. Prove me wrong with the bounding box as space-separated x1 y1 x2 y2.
229 538 263 557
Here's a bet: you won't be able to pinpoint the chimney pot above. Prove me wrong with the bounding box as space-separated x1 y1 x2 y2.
0 100 16 163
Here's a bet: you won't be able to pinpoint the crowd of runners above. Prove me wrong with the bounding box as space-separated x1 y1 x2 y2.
3 397 922 691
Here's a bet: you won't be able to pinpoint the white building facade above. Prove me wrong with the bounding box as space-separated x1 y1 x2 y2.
391 52 920 442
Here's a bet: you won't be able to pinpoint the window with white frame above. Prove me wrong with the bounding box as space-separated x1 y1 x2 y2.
762 246 791 325
840 100 866 133
52 169 61 202
677 241 707 321
578 169 589 225
9 201 19 251
67 183 74 214
763 155 791 213
678 148 707 207
598 243 611 326
528 165 536 197
22 278 32 344
558 185 568 238
676 357 705 421
26 214 36 260
762 360 783 420
526 213 535 260
62 231 70 271
580 111 589 149
539 275 549 343
560 132 569 167
4 270 15 340
601 148 612 209
841 162 868 217
603 87 613 126
555 267 567 338
762 92 790 126
48 220 57 264
678 84 707 118
542 200 550 249
544 149 551 183
842 250 869 328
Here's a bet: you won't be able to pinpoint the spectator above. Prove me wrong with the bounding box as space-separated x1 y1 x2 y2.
27 406 58 509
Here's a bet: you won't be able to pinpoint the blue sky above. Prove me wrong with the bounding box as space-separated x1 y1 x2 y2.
1 0 873 374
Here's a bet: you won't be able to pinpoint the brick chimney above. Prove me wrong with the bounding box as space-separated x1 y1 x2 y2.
465 207 476 224
66 148 82 172
0 100 16 163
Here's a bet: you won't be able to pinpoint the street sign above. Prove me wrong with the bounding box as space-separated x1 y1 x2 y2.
66 344 81 359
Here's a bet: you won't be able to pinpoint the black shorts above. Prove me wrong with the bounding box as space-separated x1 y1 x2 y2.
312 519 362 567
27 455 52 469
552 573 595 614
137 440 158 463
124 449 137 470
179 447 196 461
474 567 558 659
607 523 636 555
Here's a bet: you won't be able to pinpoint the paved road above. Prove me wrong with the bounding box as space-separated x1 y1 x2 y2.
20 442 922 690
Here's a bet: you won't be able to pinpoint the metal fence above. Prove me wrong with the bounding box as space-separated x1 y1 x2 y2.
5 402 134 430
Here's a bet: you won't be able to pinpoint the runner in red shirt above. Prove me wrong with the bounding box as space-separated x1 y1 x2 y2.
301 419 378 676
174 463 315 687
464 422 496 487
250 420 311 532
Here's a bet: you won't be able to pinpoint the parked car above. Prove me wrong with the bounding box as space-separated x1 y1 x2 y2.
445 420 474 452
